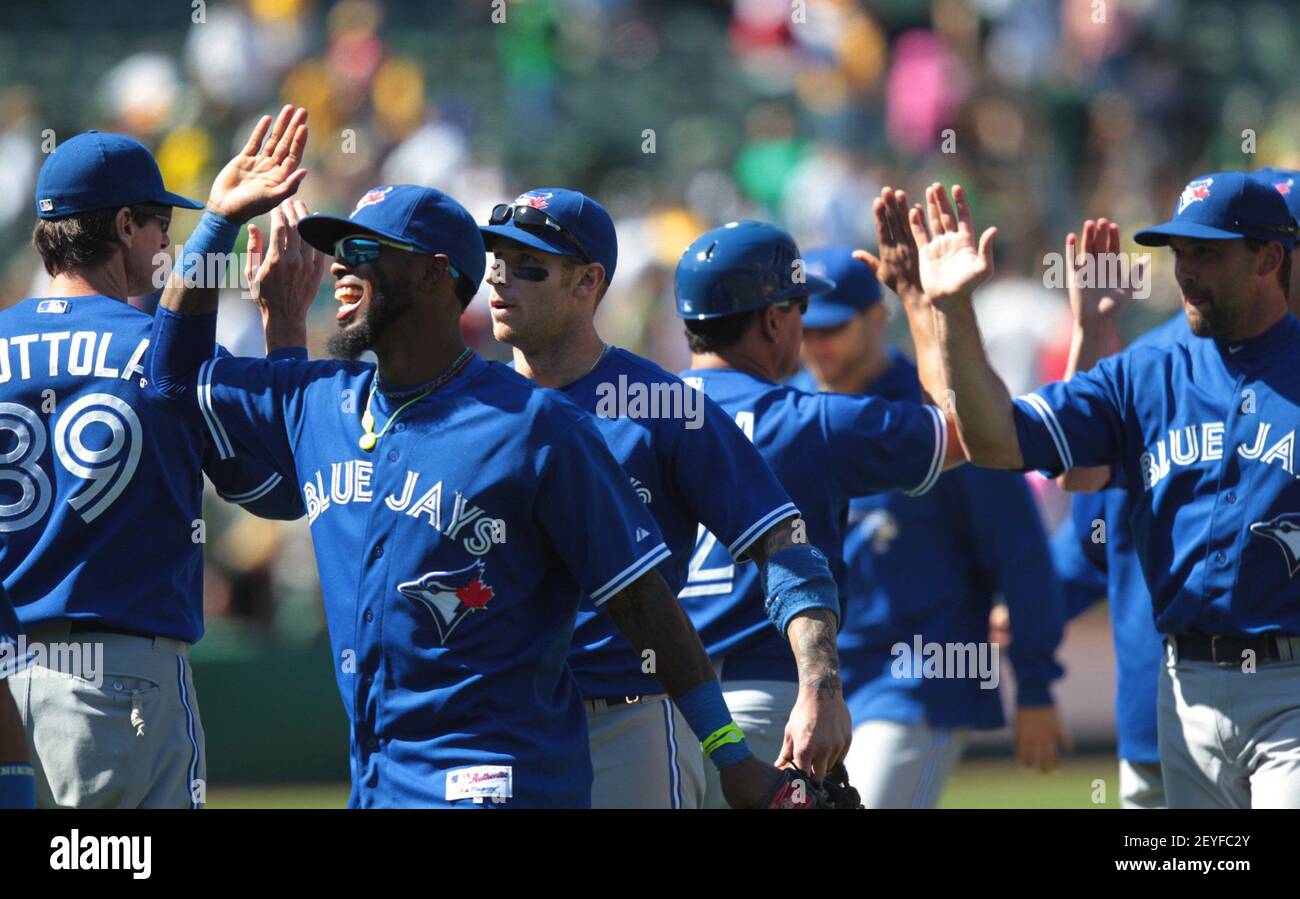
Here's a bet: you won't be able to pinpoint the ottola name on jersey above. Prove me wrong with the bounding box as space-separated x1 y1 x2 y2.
302 460 505 556
0 331 149 384
1141 419 1297 489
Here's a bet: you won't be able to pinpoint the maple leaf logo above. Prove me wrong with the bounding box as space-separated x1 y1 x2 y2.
456 578 494 609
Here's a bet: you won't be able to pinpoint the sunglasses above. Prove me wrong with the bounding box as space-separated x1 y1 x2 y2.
134 206 171 234
489 203 593 264
1234 219 1300 238
334 236 462 281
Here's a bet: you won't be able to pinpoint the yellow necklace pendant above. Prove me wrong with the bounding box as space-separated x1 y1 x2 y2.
358 432 377 452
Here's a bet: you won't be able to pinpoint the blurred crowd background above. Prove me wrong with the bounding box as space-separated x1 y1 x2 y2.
0 0 1296 648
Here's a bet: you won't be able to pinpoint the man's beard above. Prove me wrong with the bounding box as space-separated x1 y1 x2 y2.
328 267 412 360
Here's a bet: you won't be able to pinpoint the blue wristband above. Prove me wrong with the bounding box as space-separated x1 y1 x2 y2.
675 681 751 770
0 764 35 809
179 210 241 285
762 544 840 635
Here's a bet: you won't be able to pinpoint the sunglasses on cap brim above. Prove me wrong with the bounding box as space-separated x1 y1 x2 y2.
489 203 593 265
333 236 462 281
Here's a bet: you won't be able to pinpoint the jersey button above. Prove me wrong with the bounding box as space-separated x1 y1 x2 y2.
367 737 378 750
386 450 399 462
364 673 374 685
1214 551 1227 566
364 609 374 623
1225 492 1237 504
394 423 406 433
373 542 384 559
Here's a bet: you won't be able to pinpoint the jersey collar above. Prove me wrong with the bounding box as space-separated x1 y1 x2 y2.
1214 311 1298 365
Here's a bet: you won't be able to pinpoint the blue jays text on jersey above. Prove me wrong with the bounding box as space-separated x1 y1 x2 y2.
553 347 797 700
1013 310 1300 637
792 351 1064 728
148 317 671 808
676 365 948 681
0 295 302 643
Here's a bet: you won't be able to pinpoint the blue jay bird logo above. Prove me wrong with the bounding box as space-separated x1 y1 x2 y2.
1250 515 1300 577
398 560 496 644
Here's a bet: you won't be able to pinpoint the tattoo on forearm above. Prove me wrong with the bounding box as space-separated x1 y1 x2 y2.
792 609 842 701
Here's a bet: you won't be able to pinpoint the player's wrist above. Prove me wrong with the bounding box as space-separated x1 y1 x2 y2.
675 681 752 770
180 210 242 285
0 763 35 809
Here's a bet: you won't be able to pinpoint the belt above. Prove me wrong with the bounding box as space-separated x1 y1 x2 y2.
67 621 162 641
583 694 665 715
1171 633 1300 666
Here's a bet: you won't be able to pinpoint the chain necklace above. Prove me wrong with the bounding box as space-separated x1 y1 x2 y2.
359 347 474 451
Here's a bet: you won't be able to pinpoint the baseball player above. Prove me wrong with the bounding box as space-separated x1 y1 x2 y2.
791 244 1069 808
0 587 34 809
900 175 1300 808
2 106 311 809
481 187 848 808
1046 174 1300 808
145 183 803 808
1050 491 1166 807
672 220 968 808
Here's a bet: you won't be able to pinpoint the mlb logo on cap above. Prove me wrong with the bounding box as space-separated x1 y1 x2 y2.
34 130 203 219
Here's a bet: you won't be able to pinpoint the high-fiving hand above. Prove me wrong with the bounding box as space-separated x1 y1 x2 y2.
1065 218 1141 326
245 199 327 352
207 105 310 225
908 183 997 306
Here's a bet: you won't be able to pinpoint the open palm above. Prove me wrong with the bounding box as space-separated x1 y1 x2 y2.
909 183 997 305
1066 217 1140 325
208 105 310 224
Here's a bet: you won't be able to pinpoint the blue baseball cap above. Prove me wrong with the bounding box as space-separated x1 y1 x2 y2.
298 185 487 297
480 188 618 284
1134 171 1298 250
1253 167 1300 229
800 246 882 329
35 130 204 219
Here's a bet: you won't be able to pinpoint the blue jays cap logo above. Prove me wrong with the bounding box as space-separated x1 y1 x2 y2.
1273 177 1294 196
399 560 496 643
1250 515 1300 578
353 186 393 216
515 191 552 209
1177 177 1213 215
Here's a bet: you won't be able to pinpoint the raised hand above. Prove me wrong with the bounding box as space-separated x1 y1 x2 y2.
856 186 925 303
207 105 310 224
908 183 997 305
1065 218 1140 326
246 198 326 351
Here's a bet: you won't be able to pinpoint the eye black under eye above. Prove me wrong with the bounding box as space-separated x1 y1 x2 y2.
512 266 550 282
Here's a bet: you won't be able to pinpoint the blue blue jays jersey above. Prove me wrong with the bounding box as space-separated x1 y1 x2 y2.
0 584 17 649
1014 309 1300 637
0 295 302 643
0 584 22 678
793 351 1064 728
1048 314 1189 764
676 365 948 681
554 347 797 699
190 350 669 808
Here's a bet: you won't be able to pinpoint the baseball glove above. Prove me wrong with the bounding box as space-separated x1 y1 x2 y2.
763 763 863 809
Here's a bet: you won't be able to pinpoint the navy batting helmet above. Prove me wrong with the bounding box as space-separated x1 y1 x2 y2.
674 221 836 320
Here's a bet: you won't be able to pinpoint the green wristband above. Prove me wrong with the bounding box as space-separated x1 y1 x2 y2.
701 721 747 757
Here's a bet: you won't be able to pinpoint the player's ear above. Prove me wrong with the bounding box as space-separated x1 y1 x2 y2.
573 263 606 301
760 304 782 343
114 207 136 244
